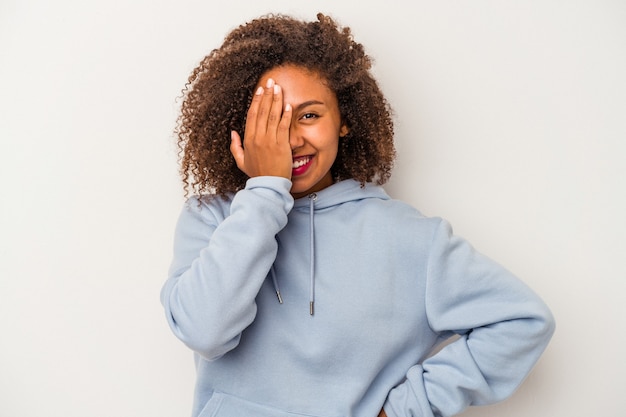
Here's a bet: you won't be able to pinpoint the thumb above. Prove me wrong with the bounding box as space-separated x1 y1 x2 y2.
230 130 245 171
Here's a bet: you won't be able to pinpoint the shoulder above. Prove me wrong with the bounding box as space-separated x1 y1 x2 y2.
177 193 234 228
364 192 438 224
351 193 445 243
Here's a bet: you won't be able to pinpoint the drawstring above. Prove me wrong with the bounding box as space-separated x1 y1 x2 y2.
270 265 283 304
309 193 317 315
268 193 317 315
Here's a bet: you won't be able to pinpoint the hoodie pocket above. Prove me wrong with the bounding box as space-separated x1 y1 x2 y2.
198 391 340 417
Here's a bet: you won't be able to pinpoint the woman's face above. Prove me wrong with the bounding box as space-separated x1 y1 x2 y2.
255 65 348 199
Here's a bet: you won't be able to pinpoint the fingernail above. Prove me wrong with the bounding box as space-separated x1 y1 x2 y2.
285 103 291 111
266 78 274 88
274 84 280 94
255 86 263 95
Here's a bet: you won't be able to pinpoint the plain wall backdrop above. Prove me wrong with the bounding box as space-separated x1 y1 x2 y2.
1 0 624 416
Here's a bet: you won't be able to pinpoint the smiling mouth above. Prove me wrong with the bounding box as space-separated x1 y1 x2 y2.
292 156 311 168
292 155 313 175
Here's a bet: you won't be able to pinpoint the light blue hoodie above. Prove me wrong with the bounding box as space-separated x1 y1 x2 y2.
161 176 555 417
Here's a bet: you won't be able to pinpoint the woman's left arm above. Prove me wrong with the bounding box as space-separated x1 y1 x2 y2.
384 219 555 417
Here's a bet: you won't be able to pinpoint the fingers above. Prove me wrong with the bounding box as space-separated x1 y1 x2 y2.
255 79 285 142
231 77 292 179
277 103 292 143
243 85 264 143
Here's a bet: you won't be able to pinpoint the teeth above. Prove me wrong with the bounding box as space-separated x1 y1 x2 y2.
292 156 311 168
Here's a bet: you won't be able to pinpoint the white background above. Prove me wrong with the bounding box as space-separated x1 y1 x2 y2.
1 0 624 416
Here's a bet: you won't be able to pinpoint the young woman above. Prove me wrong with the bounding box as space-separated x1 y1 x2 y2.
161 13 555 417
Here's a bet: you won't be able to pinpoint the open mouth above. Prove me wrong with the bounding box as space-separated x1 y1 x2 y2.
292 155 313 176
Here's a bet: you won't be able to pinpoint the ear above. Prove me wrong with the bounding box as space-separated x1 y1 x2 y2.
339 124 350 137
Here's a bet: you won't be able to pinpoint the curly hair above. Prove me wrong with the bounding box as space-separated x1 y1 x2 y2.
176 12 395 198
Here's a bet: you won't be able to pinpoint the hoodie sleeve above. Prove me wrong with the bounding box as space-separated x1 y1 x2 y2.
384 219 555 417
160 177 294 360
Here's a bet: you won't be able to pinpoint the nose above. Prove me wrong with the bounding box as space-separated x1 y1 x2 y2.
289 125 304 151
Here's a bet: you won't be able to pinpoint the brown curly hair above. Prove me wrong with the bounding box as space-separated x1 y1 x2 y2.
176 12 395 198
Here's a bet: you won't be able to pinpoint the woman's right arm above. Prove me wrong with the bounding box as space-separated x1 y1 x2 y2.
160 177 294 360
162 77 295 359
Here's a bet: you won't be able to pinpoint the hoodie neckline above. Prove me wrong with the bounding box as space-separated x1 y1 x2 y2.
291 179 390 210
